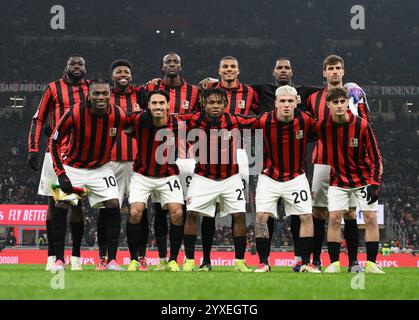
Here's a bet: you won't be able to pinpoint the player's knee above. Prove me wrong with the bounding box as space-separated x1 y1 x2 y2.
299 214 313 226
104 198 120 209
313 207 327 219
232 213 246 226
363 213 378 229
344 209 356 219
328 213 341 229
70 206 84 222
55 201 69 210
129 206 144 224
186 211 198 223
170 208 184 225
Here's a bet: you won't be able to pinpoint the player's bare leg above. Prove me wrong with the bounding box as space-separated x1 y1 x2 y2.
343 208 362 272
69 202 84 270
363 211 384 274
254 212 271 272
166 203 184 271
232 213 252 272
126 202 145 271
183 210 199 271
324 210 344 273
312 206 327 269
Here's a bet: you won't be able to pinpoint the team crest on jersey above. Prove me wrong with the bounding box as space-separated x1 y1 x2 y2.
109 128 117 136
238 100 246 109
182 100 189 109
350 138 358 147
296 130 304 139
134 103 141 112
223 130 232 140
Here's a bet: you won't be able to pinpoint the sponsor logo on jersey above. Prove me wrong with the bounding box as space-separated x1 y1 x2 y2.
296 130 304 139
53 130 59 140
350 138 358 147
109 128 117 136
182 100 189 109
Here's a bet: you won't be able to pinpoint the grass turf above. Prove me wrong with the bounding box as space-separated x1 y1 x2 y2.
0 265 418 300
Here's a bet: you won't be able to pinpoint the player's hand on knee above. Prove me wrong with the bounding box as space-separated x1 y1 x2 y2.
366 185 380 205
28 152 38 171
58 173 73 194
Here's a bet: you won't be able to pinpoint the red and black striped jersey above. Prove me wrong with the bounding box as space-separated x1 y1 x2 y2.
252 110 316 182
28 77 89 153
209 81 260 115
315 111 382 188
144 79 199 113
110 85 145 162
175 112 257 180
129 111 187 177
307 88 369 164
50 103 129 177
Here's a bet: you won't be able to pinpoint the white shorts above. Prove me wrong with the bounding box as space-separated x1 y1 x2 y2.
256 173 312 218
186 174 246 217
38 153 57 196
109 161 134 206
175 158 196 201
237 148 249 200
64 163 119 208
312 164 357 208
328 185 378 212
129 173 184 208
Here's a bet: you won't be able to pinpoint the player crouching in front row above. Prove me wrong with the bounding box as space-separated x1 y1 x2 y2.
316 88 384 274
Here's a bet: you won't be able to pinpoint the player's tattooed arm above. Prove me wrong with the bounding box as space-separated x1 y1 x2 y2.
255 217 269 238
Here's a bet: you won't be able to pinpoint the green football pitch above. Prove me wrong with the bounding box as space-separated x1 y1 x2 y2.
0 265 418 300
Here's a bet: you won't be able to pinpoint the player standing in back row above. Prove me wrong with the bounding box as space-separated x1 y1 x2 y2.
28 54 89 271
143 53 199 271
95 59 147 271
308 55 369 272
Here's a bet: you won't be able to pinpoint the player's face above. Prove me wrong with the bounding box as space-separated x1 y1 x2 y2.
65 57 86 80
328 97 349 117
273 60 293 85
204 94 227 118
275 95 297 119
148 94 169 118
112 66 132 88
162 54 182 77
89 83 111 111
323 62 344 86
218 59 240 82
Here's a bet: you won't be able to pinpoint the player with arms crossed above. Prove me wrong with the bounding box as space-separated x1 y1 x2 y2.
28 54 89 271
316 88 384 274
126 90 185 272
49 78 130 271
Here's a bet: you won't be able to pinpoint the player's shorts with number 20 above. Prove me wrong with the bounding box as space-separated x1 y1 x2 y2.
256 173 312 218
